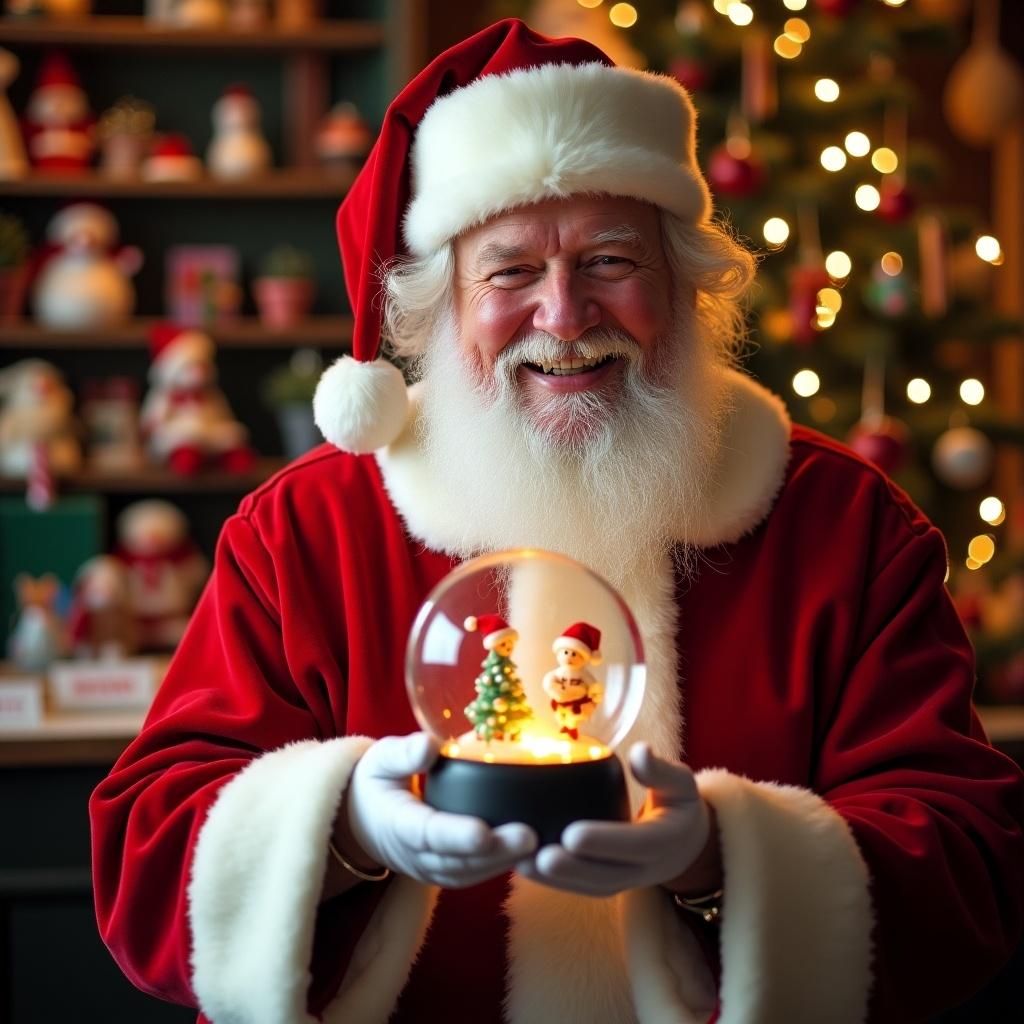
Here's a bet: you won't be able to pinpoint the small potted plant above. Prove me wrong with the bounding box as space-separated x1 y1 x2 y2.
0 210 29 322
261 348 323 459
252 244 316 329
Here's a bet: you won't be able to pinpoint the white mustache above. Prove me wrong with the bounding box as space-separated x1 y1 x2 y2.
494 329 641 377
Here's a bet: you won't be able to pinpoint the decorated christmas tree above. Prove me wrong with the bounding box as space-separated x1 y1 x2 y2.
463 614 534 741
512 0 1024 701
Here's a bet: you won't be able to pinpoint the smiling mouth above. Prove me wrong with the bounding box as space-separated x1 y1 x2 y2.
523 355 618 377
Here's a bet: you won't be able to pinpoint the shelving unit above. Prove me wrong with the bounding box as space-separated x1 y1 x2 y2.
0 315 352 349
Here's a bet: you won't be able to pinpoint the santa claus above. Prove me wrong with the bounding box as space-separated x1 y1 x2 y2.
22 50 95 173
140 322 254 474
90 20 1024 1024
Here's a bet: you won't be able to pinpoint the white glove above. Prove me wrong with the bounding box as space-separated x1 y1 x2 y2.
517 743 711 897
347 732 538 888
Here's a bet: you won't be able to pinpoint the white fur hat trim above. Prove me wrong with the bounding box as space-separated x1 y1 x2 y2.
313 355 409 454
404 61 711 256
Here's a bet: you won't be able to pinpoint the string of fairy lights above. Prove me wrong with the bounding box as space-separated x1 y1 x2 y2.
574 0 1010 572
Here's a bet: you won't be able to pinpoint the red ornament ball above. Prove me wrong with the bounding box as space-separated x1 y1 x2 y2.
847 417 911 475
707 144 765 197
815 0 859 15
668 56 712 94
876 185 916 224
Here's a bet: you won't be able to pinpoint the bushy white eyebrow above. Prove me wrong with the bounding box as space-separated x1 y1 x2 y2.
475 225 645 268
589 225 644 248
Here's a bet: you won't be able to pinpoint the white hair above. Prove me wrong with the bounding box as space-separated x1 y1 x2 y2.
381 210 756 367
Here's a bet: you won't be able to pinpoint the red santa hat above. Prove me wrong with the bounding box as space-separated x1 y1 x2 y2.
464 613 518 650
553 622 602 665
149 322 213 374
34 50 82 93
313 18 711 455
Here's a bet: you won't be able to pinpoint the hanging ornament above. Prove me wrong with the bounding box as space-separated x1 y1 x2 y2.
943 0 1024 147
668 55 712 93
741 28 777 124
931 425 994 488
787 205 829 345
875 182 915 224
864 259 913 318
708 111 765 197
917 213 950 317
814 0 859 16
847 353 911 475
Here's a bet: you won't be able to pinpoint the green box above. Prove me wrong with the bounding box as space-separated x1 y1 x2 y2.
0 496 104 649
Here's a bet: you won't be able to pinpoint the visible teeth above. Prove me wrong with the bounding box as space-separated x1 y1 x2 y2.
537 357 606 376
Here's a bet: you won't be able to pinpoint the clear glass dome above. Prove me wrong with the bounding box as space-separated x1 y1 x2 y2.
406 549 646 766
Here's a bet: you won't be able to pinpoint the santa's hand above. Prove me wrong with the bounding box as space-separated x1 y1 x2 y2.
347 733 537 888
516 743 711 897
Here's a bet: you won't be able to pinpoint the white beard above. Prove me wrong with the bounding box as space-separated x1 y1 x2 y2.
412 310 732 591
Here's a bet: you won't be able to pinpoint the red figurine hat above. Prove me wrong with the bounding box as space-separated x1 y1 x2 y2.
464 613 518 650
553 622 602 665
149 322 213 373
34 50 82 92
313 18 711 455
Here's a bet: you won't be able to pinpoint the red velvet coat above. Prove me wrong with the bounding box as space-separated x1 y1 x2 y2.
90 371 1024 1024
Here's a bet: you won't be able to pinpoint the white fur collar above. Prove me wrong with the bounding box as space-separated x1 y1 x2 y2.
375 366 791 553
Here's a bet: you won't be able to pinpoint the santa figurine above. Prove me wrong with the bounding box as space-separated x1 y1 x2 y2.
67 555 138 659
0 358 81 477
140 322 255 475
22 50 96 174
32 202 142 329
542 621 604 741
114 499 208 651
142 132 204 183
206 84 271 180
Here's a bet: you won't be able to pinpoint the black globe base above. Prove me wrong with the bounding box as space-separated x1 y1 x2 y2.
424 753 630 846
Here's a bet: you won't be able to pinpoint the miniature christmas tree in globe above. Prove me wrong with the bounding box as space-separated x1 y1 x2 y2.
406 549 646 843
462 614 533 743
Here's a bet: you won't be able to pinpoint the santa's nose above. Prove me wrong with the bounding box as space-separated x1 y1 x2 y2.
531 267 601 341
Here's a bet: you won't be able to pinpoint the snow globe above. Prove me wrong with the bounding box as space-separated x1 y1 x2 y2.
406 549 646 844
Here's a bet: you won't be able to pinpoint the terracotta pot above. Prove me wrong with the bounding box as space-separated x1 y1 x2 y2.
0 264 29 322
252 277 315 329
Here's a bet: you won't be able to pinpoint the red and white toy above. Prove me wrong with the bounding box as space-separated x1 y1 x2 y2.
206 84 271 180
541 621 604 741
22 50 95 173
32 202 142 329
0 358 81 477
114 499 208 651
143 133 203 183
140 323 254 475
67 555 138 659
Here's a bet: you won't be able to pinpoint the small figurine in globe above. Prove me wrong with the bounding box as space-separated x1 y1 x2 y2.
542 621 603 741
462 613 533 744
406 549 645 844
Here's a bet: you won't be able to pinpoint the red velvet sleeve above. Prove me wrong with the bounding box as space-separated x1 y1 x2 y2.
818 488 1024 1021
88 511 379 1010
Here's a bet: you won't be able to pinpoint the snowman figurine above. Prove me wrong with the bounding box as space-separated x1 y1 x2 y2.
541 621 604 741
206 83 271 180
0 358 81 477
32 202 143 329
140 322 255 475
22 50 95 174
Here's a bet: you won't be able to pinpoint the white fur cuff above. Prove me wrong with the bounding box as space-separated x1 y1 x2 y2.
188 736 373 1024
697 770 874 1023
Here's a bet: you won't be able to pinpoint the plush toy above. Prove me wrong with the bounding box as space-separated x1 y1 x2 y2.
0 358 81 477
114 499 208 650
7 572 66 672
140 323 255 474
21 50 95 173
32 202 143 329
206 83 272 179
67 555 138 658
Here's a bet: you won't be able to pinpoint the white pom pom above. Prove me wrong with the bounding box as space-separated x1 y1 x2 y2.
464 616 478 632
312 355 409 454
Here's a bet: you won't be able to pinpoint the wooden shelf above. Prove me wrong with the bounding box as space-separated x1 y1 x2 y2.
0 457 286 495
0 167 356 199
1 316 352 350
0 15 385 52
